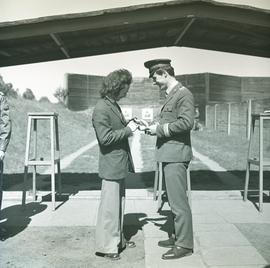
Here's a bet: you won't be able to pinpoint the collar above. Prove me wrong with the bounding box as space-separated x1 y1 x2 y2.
165 80 179 96
105 95 116 104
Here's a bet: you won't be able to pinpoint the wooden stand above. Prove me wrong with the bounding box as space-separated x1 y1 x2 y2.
244 113 270 212
22 112 61 211
153 162 191 211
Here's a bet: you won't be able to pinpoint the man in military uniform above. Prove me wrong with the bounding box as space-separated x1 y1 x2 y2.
0 83 12 214
144 59 195 260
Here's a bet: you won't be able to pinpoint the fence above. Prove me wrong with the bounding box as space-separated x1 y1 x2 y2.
205 98 270 138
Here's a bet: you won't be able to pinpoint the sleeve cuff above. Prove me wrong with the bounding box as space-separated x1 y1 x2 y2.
163 123 170 137
125 126 133 136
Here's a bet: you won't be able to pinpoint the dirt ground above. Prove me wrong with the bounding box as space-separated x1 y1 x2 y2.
0 226 145 268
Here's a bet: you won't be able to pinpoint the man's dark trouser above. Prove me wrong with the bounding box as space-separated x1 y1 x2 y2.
163 162 194 249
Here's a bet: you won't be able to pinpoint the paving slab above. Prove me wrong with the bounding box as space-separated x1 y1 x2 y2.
197 229 251 248
1 189 270 267
209 266 267 268
192 199 257 213
194 223 239 233
218 209 270 223
193 213 227 224
191 190 243 200
201 246 268 266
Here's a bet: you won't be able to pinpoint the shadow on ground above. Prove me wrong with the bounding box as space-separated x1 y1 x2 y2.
124 213 148 241
3 170 270 193
0 202 47 241
2 170 270 213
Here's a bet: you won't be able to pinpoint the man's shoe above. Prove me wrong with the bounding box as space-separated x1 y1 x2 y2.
158 237 175 248
126 241 136 248
104 253 121 260
162 246 193 260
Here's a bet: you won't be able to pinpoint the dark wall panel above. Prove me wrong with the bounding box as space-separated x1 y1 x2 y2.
66 73 270 114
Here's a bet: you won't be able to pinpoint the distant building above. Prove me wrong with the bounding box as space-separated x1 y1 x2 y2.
66 72 270 121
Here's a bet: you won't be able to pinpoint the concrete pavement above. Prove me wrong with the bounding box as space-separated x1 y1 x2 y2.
1 189 270 268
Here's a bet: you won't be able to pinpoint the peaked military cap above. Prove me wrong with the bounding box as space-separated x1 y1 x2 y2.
144 59 172 77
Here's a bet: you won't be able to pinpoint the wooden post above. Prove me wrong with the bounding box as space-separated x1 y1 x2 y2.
50 116 56 211
205 73 210 104
205 105 208 128
55 117 62 195
153 162 159 200
227 103 231 135
158 162 163 210
247 99 252 140
205 73 210 127
259 116 264 212
186 166 192 208
214 104 218 130
244 115 255 202
32 119 37 200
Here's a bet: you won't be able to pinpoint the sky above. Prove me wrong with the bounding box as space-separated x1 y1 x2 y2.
0 0 270 102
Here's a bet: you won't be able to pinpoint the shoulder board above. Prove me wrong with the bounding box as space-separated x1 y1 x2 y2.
177 86 186 93
0 91 4 96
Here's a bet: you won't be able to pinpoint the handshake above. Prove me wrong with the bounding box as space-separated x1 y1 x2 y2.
127 117 158 135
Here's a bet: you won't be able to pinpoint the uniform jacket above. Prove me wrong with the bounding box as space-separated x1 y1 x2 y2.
0 92 11 152
155 82 195 162
92 97 134 180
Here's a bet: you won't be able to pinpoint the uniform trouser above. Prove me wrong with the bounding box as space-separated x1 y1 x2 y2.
0 161 3 214
163 162 194 249
95 178 126 254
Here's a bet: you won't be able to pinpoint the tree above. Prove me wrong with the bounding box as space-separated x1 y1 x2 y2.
0 76 7 95
39 96 50 103
6 83 19 98
53 87 67 104
22 88 35 100
0 75 18 98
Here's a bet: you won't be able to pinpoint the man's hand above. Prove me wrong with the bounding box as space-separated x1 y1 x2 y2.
127 120 138 132
132 118 149 131
133 118 148 126
0 150 5 161
145 124 158 135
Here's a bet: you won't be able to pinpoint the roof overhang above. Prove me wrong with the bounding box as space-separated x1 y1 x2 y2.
0 0 270 67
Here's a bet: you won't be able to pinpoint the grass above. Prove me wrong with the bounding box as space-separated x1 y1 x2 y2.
140 128 250 171
5 97 95 174
191 128 250 170
191 127 270 171
4 95 268 176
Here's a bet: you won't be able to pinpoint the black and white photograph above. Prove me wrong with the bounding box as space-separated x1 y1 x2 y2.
0 0 270 267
